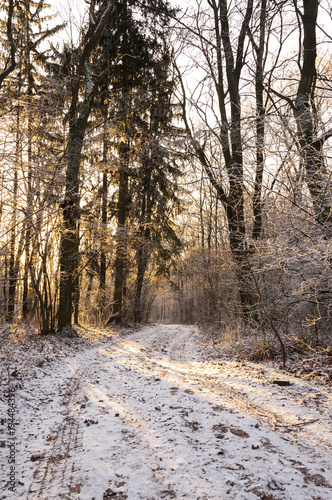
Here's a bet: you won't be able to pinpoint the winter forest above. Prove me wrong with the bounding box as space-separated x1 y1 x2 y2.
0 0 332 354
1 1 332 499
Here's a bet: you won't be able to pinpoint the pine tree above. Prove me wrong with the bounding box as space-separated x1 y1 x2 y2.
131 57 183 323
95 0 178 323
0 0 18 87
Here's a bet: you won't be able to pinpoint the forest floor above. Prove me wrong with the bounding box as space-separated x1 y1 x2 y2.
0 323 331 500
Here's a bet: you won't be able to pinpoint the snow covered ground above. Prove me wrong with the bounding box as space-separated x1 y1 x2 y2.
0 323 331 499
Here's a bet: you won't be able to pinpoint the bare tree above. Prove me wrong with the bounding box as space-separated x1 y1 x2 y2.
176 0 256 319
293 0 332 229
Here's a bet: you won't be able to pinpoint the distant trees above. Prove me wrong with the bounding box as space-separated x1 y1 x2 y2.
262 0 332 345
91 0 180 324
175 0 259 319
130 76 183 323
55 0 181 329
0 0 64 330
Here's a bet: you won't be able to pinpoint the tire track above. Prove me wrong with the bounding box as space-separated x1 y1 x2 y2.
22 325 331 499
28 364 96 498
120 326 332 452
91 329 332 499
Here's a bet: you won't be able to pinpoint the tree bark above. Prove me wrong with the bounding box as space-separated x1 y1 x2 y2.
7 98 21 322
99 131 108 294
133 246 148 323
133 167 152 323
57 1 115 330
111 161 129 323
294 0 331 228
57 120 86 329
22 6 33 319
252 0 267 240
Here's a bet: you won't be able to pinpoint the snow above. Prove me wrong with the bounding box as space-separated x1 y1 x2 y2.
0 324 331 499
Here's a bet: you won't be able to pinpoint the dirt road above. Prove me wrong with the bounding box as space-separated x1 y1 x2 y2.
1 324 331 499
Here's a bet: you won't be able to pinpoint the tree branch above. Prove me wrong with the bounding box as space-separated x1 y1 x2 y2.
312 127 332 149
174 60 228 206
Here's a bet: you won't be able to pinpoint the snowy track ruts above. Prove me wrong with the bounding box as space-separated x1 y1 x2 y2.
4 324 331 499
75 325 331 499
28 364 96 498
120 325 331 452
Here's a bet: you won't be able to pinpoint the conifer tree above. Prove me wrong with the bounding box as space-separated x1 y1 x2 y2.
0 0 18 87
95 0 177 323
131 57 183 323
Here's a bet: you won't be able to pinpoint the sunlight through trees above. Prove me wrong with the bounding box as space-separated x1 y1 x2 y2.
0 0 331 360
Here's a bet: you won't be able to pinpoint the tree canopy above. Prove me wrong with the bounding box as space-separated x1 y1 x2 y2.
0 0 331 359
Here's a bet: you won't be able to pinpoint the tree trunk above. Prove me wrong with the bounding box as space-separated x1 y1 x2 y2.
111 163 129 323
73 263 80 324
72 223 80 325
133 246 148 323
220 0 255 319
99 131 108 295
22 24 33 319
294 0 331 228
57 0 115 331
252 0 267 240
21 152 32 319
7 101 20 322
110 0 130 324
57 125 84 330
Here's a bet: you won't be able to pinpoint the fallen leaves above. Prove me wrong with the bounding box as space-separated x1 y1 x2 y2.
103 488 128 499
230 427 250 438
84 418 98 426
30 453 45 462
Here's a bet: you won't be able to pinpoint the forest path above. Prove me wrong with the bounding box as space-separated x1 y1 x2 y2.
2 324 332 499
